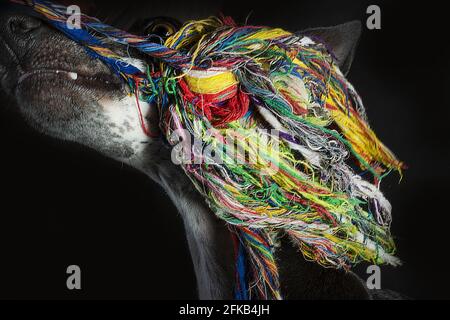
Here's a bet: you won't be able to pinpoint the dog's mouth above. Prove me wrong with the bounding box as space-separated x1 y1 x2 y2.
16 67 123 94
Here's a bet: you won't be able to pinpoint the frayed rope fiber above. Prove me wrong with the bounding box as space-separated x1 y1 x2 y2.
15 0 405 300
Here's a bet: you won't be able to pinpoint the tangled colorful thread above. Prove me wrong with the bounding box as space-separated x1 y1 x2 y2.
13 0 405 300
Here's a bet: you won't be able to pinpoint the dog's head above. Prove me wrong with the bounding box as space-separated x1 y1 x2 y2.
0 3 361 170
0 4 163 162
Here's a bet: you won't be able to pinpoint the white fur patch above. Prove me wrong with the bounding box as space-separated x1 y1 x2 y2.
99 94 151 155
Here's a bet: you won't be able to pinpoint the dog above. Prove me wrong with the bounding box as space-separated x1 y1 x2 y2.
0 2 404 299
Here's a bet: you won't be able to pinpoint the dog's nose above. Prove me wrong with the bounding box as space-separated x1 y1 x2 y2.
8 15 41 36
0 6 46 65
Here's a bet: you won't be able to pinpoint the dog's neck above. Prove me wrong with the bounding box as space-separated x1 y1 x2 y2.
128 144 235 299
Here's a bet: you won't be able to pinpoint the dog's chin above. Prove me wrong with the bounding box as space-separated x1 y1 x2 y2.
11 67 156 163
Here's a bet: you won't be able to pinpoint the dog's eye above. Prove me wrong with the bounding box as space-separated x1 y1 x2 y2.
143 17 180 38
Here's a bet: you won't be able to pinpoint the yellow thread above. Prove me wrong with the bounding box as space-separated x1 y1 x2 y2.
185 69 238 94
243 28 292 41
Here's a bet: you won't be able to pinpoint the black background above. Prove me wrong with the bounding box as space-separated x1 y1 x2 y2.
0 0 449 299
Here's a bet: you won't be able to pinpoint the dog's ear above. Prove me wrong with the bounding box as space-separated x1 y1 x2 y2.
297 21 362 75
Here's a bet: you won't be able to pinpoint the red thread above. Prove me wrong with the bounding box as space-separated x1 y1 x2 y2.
178 79 249 127
134 79 158 138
